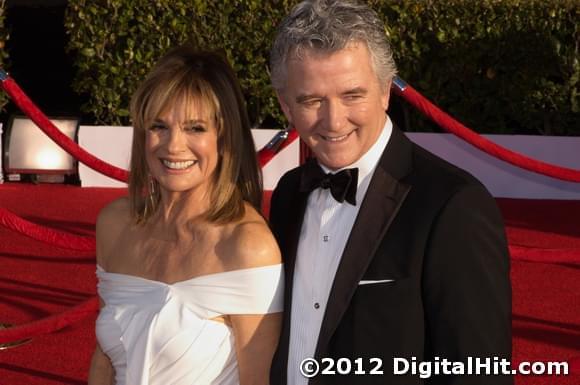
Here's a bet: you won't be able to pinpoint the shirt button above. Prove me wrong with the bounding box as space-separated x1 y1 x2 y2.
323 235 329 242
314 302 320 309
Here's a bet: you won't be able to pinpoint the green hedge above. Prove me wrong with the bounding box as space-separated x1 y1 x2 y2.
375 0 580 135
0 0 9 111
64 0 292 126
65 0 579 135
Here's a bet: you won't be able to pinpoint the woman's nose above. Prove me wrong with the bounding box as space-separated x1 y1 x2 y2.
166 127 187 153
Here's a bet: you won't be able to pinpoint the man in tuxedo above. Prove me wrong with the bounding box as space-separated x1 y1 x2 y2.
268 1 512 384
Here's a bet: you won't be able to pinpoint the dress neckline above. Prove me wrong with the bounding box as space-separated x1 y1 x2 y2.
96 263 282 286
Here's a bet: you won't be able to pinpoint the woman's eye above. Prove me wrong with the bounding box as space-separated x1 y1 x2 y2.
185 125 206 132
149 123 166 131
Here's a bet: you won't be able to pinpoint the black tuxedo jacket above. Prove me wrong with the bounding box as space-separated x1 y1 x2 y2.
269 126 512 384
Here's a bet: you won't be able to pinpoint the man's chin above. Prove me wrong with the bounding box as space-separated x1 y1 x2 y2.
311 145 359 170
315 155 354 171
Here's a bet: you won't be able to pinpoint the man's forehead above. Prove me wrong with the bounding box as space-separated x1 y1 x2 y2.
287 40 367 62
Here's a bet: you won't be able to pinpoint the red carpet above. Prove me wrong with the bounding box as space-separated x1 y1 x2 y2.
0 183 578 384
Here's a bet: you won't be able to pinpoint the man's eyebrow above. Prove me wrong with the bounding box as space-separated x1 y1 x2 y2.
294 87 368 103
343 87 368 95
296 94 322 103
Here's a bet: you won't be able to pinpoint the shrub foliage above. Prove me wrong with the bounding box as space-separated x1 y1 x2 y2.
65 0 579 135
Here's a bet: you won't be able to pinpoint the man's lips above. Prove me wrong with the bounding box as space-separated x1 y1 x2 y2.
319 130 355 142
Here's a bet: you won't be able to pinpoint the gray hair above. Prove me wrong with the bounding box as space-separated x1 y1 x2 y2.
270 0 397 91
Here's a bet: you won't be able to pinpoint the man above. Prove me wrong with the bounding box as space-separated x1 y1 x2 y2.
268 1 512 384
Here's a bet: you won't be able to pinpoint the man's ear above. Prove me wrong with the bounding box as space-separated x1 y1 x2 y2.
382 78 392 111
276 90 293 125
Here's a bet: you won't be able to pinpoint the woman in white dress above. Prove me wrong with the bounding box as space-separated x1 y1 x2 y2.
88 45 283 385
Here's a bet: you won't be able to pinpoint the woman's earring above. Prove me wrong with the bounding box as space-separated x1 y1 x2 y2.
149 176 157 205
143 175 157 219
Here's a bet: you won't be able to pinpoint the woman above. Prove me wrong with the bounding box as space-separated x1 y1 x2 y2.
88 45 283 385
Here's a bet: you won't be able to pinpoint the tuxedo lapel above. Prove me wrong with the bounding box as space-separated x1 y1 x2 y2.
314 126 413 358
273 167 310 384
281 187 309 295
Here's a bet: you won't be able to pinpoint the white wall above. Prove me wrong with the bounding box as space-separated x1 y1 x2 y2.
77 126 132 188
406 133 580 200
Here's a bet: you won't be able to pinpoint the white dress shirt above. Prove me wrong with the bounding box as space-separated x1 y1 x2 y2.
287 117 393 385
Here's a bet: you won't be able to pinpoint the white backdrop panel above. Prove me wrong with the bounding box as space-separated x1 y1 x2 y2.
406 133 580 200
78 126 132 188
251 129 299 190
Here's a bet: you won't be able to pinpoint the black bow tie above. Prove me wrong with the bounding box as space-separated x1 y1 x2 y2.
299 159 359 205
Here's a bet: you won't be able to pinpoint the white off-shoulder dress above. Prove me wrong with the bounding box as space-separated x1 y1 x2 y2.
95 264 284 385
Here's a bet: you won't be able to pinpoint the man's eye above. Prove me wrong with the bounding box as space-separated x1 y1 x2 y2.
302 99 322 107
344 94 363 101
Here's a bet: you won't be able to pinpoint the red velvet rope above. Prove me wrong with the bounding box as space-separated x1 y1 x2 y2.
0 297 99 344
1 77 130 183
393 83 580 183
0 207 96 251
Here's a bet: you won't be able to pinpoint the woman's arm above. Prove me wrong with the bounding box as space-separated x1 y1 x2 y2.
89 199 129 384
231 312 283 385
228 213 283 384
88 341 114 385
88 295 114 385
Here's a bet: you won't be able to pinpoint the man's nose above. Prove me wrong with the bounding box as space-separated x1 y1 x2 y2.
322 99 346 132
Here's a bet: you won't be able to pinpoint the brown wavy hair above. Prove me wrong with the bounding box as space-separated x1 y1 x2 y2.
129 44 262 224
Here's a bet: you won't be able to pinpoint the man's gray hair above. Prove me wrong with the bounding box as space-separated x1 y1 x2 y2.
270 0 397 91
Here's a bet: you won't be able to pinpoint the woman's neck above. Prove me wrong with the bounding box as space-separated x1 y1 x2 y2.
154 187 211 229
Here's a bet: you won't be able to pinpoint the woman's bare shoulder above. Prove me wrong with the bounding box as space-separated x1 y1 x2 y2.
223 204 281 269
97 197 131 229
96 197 132 267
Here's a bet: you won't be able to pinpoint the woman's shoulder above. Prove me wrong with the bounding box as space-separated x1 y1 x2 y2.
96 197 132 267
220 203 281 269
97 197 131 229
